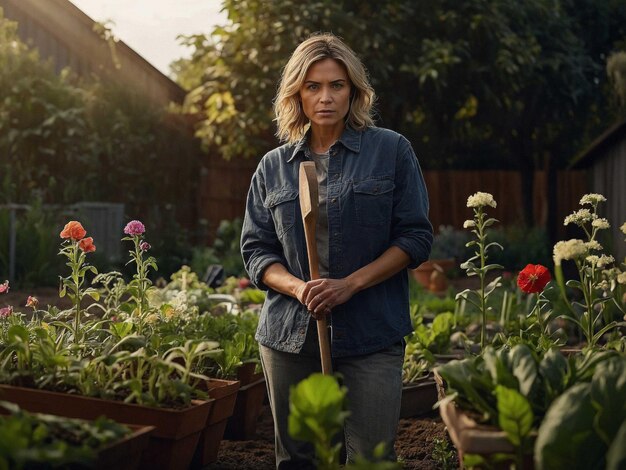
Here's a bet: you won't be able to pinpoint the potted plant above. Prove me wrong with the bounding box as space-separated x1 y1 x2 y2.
412 225 469 291
0 401 154 470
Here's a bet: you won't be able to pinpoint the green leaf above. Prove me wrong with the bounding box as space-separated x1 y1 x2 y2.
509 345 538 400
590 358 626 445
539 349 569 402
495 385 533 447
606 420 626 470
535 383 604 470
288 374 348 447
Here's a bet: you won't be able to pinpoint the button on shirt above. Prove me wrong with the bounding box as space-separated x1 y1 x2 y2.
241 126 433 357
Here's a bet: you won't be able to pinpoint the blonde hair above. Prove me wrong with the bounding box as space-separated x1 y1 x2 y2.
274 33 376 144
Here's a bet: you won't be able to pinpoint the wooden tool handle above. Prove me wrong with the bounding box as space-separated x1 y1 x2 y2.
299 162 333 375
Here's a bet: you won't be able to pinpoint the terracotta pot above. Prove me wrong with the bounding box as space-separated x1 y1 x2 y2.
224 376 267 440
411 258 456 292
433 371 536 468
236 361 264 386
400 374 438 418
0 384 212 470
191 378 241 468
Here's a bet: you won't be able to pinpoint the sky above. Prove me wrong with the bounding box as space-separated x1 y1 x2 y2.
68 0 227 77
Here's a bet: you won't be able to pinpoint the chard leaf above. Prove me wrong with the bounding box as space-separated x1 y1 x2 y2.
495 385 533 447
483 347 517 390
606 420 626 470
436 360 496 420
535 383 605 470
510 345 538 398
590 358 626 445
539 349 569 404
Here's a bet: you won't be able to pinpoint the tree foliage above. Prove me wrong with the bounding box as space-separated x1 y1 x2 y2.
175 0 626 224
0 9 200 220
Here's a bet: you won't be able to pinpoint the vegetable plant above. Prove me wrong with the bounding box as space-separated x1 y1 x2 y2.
288 374 402 469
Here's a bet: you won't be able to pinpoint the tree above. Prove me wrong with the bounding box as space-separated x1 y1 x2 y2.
175 0 626 228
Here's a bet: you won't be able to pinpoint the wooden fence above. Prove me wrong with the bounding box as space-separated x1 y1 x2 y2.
198 157 589 240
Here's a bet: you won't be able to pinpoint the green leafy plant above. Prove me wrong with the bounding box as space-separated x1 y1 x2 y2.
534 356 626 470
288 374 402 470
456 192 503 349
552 194 625 349
436 345 620 464
0 401 130 469
431 437 457 470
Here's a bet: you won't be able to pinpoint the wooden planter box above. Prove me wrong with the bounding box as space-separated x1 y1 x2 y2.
96 424 154 470
434 372 536 468
0 384 212 470
0 405 154 470
191 378 241 468
400 374 438 418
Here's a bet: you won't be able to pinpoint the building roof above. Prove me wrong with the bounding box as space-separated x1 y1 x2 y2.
1 0 186 107
570 119 626 169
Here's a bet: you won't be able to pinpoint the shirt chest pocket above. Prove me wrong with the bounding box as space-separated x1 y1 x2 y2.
353 178 395 227
265 188 298 237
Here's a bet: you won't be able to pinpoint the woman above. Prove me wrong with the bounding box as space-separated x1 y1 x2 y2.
241 33 432 468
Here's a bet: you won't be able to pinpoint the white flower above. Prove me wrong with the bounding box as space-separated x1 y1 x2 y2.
463 220 476 228
564 209 594 226
596 280 610 291
553 239 587 265
579 193 606 205
621 222 626 235
597 255 615 267
617 272 626 285
591 218 610 229
586 255 600 265
585 240 603 251
467 192 497 208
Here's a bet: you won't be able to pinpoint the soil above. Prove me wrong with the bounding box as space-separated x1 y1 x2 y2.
1 287 72 311
206 405 456 469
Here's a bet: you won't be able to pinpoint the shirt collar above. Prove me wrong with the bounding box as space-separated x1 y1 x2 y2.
287 125 363 162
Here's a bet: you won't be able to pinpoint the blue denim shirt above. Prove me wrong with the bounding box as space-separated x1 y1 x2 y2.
241 126 433 357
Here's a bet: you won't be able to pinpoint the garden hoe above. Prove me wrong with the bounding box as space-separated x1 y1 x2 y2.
299 161 333 375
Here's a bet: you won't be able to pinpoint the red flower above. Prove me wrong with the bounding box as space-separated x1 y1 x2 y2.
60 221 87 241
78 237 96 253
517 264 551 294
0 280 9 294
238 277 251 289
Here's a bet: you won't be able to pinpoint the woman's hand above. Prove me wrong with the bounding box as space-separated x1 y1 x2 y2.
298 278 356 318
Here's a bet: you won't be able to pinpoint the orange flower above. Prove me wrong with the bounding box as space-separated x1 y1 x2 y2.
78 237 96 253
60 221 87 241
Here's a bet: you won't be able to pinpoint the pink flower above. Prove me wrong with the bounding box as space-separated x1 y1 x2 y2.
0 280 9 294
124 220 145 236
238 277 251 289
25 296 39 308
140 241 151 251
0 306 13 318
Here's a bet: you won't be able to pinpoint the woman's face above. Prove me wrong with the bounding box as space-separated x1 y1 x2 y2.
299 58 351 135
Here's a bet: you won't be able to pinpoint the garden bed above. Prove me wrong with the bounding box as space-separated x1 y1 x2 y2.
205 404 455 469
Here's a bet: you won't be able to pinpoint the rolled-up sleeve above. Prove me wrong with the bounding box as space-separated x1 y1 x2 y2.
390 137 433 269
240 165 286 290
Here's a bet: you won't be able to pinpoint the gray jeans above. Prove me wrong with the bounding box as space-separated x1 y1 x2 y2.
260 320 404 469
